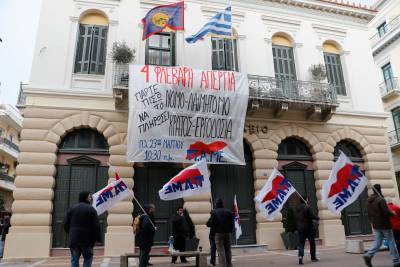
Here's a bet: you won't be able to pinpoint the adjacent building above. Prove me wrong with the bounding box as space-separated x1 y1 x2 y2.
0 104 21 211
370 0 400 190
4 0 397 259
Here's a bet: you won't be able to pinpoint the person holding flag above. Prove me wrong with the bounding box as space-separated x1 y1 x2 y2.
296 196 319 265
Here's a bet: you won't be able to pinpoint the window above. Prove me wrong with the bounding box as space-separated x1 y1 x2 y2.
382 63 395 90
392 108 400 131
9 135 13 143
145 33 175 66
272 34 296 80
377 22 387 37
277 138 312 160
211 38 238 71
59 128 108 153
74 13 108 75
324 52 346 95
334 140 363 162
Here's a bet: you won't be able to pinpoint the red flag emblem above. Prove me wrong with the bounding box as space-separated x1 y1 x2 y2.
328 163 362 197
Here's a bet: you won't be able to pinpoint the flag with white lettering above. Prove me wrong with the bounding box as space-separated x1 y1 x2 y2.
159 159 210 200
254 168 296 220
92 179 131 216
233 195 242 240
322 151 368 214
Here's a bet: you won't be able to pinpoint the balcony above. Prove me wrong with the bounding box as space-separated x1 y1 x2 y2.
371 15 400 56
380 78 400 100
0 137 19 160
388 129 400 150
0 174 15 191
113 65 338 121
0 104 23 131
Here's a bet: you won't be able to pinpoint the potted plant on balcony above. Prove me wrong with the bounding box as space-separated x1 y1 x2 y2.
309 64 327 82
111 41 135 86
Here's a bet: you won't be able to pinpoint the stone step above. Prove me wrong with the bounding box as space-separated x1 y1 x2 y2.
231 244 268 255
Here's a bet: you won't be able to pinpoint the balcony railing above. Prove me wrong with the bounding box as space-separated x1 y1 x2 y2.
389 129 400 148
371 15 400 51
247 75 337 105
380 77 399 97
113 65 338 120
0 138 19 153
0 173 14 183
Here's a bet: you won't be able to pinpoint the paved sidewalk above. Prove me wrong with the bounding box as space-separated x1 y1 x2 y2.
0 246 394 267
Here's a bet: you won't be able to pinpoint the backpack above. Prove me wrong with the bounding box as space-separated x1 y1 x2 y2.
133 215 142 235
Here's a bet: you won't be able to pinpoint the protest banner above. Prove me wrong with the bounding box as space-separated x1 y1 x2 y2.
127 65 249 164
92 179 131 216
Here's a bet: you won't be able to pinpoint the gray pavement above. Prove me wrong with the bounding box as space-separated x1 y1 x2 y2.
0 246 394 267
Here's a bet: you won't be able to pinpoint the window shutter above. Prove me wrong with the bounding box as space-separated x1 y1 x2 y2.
90 26 108 75
324 52 346 95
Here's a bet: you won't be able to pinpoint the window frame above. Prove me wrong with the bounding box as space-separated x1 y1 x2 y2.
145 32 176 66
74 24 108 75
324 52 346 96
382 63 395 90
211 37 239 72
272 44 297 80
377 22 387 37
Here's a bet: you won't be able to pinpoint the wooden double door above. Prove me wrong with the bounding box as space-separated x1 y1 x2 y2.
52 155 109 248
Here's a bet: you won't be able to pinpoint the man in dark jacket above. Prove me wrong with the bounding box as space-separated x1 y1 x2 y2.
64 191 101 267
296 196 319 265
207 203 217 266
136 204 156 267
171 206 188 263
210 198 234 267
364 184 400 267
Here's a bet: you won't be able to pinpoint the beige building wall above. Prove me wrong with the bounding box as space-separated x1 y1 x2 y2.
4 94 397 258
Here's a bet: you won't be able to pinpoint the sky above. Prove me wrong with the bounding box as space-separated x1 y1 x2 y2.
0 0 376 106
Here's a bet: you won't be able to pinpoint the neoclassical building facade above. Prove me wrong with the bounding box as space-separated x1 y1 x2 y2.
4 0 398 259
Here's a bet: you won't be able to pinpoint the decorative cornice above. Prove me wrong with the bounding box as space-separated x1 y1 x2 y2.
261 15 301 27
140 0 187 12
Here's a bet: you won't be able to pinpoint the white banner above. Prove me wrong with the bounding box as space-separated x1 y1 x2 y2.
127 65 249 164
322 152 368 214
254 168 296 220
159 159 211 201
92 179 131 216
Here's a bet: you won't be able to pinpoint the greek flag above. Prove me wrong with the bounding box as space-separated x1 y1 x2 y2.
185 6 232 44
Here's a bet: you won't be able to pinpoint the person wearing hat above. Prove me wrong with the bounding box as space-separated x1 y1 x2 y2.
364 184 400 267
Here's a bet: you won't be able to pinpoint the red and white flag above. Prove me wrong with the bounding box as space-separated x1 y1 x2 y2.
322 151 368 214
233 195 242 240
92 165 131 215
254 168 296 220
159 159 210 201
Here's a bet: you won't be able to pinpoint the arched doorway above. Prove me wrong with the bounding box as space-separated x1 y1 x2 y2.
334 140 372 236
52 128 109 248
133 163 183 245
210 142 256 245
278 138 318 233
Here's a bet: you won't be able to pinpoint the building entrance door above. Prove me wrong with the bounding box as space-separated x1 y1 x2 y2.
210 142 256 245
133 163 183 245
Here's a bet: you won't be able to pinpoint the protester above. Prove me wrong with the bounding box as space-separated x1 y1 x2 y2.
136 204 156 267
206 203 217 266
64 191 101 267
183 208 195 239
171 206 189 264
0 214 10 258
387 198 400 252
364 184 400 267
209 198 234 267
296 196 319 265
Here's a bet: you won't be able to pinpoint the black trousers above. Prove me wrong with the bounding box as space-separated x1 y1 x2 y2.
298 230 316 260
210 237 216 265
139 246 151 267
394 230 400 253
172 236 186 262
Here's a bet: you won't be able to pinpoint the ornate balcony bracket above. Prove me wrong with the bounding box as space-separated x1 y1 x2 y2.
275 102 289 118
307 105 322 121
322 106 336 122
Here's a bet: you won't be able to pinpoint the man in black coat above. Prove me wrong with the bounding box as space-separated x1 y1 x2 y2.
206 204 217 266
64 191 101 267
210 198 234 267
136 204 156 267
296 196 319 265
171 206 188 264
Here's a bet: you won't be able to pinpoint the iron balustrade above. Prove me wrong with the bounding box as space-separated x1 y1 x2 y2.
388 129 400 147
371 15 400 47
247 75 338 106
380 77 399 96
0 173 14 183
0 137 19 153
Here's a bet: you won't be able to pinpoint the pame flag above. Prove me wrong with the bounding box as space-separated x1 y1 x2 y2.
142 1 184 40
185 6 232 44
159 159 210 200
233 195 242 240
255 169 296 220
92 179 131 216
322 151 367 214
